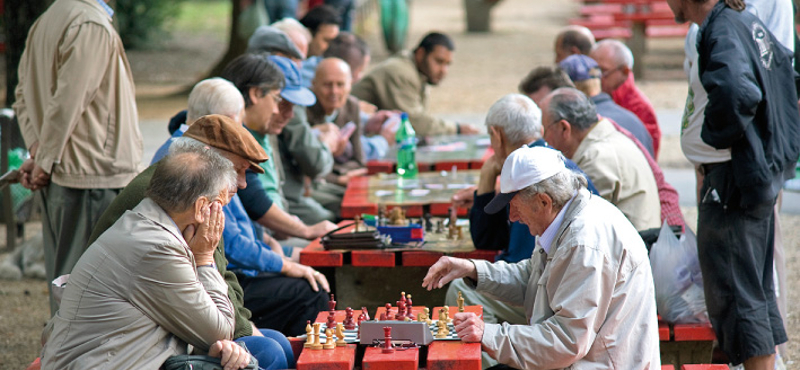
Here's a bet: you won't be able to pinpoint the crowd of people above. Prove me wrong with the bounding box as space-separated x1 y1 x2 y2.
10 0 800 369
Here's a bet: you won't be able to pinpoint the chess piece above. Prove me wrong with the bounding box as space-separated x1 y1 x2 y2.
405 294 415 320
384 303 392 320
457 291 465 312
304 320 314 348
457 226 464 240
379 312 387 321
382 326 394 354
424 212 433 232
357 313 366 339
361 307 370 321
323 328 336 349
378 204 386 226
327 294 337 329
436 219 444 234
335 323 347 346
395 292 406 320
435 320 449 338
344 307 356 330
423 307 432 325
389 207 406 226
354 215 361 232
311 323 323 350
442 305 451 322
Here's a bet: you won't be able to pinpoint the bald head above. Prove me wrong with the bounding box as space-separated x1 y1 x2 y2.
554 26 596 63
312 58 352 114
590 39 634 94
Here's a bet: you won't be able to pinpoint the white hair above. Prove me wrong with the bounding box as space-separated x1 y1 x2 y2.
272 18 312 43
595 39 634 69
187 78 244 124
485 94 543 144
519 167 587 211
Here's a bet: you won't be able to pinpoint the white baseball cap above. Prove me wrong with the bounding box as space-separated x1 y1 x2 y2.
484 146 567 214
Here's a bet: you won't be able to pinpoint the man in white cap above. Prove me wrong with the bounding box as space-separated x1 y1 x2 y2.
422 146 660 370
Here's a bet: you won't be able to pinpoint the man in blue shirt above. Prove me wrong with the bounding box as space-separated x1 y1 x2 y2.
449 94 597 367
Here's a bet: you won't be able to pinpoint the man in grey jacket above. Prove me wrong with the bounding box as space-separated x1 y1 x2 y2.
423 146 660 369
42 149 251 370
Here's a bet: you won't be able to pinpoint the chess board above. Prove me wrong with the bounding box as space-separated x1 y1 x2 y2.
304 321 460 345
428 321 461 341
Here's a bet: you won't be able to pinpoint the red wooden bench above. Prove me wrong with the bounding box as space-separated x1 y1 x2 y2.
660 321 717 369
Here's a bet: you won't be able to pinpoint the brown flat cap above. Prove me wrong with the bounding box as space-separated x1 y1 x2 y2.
183 114 268 173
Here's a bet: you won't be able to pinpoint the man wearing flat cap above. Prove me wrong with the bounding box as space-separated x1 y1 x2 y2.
423 146 660 370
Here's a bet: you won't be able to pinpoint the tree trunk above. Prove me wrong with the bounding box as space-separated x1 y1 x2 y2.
4 0 52 108
207 0 248 77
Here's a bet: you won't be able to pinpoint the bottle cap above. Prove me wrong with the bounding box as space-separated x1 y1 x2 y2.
401 112 409 121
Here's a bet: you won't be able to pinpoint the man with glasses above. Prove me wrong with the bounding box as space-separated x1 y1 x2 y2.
591 40 661 158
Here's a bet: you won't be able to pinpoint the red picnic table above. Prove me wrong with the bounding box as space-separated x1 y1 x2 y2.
367 134 493 175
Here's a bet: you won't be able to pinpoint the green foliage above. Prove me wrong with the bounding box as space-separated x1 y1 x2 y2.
114 0 186 49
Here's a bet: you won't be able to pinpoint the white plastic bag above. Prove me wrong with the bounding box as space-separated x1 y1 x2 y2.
649 221 709 324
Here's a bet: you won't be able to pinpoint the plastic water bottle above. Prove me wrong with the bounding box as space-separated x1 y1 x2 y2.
395 112 418 179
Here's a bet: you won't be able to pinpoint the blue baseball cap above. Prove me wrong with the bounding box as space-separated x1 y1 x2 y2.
558 54 601 82
268 55 316 107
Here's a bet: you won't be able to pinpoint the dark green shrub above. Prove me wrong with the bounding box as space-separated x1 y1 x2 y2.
114 0 186 49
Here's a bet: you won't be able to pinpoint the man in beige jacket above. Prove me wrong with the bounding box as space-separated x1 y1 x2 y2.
13 0 142 314
540 88 661 231
423 146 660 369
42 148 251 370
351 32 479 136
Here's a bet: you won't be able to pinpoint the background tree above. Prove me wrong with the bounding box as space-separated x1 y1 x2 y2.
208 0 249 77
3 0 52 108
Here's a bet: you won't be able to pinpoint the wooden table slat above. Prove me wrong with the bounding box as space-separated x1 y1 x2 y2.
362 346 419 370
427 341 482 370
296 343 357 370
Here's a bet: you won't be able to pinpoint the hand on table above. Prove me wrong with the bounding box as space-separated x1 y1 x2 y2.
451 185 477 209
184 202 224 266
306 220 338 239
422 256 477 291
336 168 368 186
453 312 484 343
282 260 330 292
209 339 251 370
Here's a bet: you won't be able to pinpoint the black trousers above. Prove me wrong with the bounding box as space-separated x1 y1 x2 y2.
697 163 786 365
237 273 329 337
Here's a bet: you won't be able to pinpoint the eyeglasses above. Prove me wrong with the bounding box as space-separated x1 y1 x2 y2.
269 92 283 104
601 66 623 78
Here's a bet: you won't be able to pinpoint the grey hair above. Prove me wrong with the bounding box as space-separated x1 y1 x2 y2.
519 167 588 211
546 87 597 131
146 144 237 214
272 18 312 43
169 137 208 155
595 39 634 69
485 94 543 144
187 78 245 124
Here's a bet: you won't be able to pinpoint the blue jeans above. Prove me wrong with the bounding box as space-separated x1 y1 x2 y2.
264 0 299 20
239 329 296 370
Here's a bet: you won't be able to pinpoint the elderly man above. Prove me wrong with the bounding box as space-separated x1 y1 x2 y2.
590 40 661 157
553 25 595 63
89 115 296 369
152 78 245 164
42 148 253 369
558 54 654 157
449 94 598 368
248 25 305 62
541 88 660 231
14 0 143 315
668 0 800 368
272 18 312 59
423 146 660 369
352 32 479 136
308 58 367 185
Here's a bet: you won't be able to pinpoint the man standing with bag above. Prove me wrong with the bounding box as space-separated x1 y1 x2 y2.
665 0 800 368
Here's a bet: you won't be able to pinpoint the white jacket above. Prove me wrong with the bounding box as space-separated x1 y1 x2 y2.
471 188 660 369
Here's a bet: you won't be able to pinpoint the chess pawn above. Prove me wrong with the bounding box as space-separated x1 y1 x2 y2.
304 320 314 348
335 323 347 346
384 303 392 320
442 305 451 322
357 313 366 339
423 307 432 325
457 291 465 312
361 307 370 321
382 326 394 354
395 295 406 320
343 307 356 330
311 323 323 350
323 328 336 349
405 294 415 320
457 226 464 240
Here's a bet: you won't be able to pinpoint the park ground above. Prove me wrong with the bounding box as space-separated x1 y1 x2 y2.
1 0 799 368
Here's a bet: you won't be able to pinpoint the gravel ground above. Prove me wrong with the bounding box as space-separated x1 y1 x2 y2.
1 0 798 368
